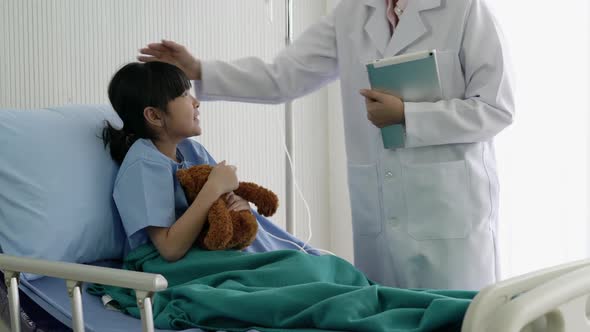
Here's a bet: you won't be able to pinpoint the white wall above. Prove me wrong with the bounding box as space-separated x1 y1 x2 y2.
488 0 590 279
290 1 332 250
324 0 354 262
0 0 333 250
326 80 353 262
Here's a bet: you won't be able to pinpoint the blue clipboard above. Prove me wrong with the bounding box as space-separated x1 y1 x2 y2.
366 50 443 149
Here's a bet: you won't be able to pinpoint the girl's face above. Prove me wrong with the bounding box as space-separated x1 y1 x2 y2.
163 89 201 140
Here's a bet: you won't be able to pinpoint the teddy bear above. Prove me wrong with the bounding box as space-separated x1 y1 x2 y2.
176 164 279 251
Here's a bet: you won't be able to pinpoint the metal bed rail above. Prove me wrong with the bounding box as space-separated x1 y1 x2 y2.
0 254 168 332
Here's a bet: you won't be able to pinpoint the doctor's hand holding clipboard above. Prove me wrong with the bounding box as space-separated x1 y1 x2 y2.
360 88 405 128
138 0 514 292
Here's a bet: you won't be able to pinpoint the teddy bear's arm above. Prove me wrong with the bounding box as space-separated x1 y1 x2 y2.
234 182 279 217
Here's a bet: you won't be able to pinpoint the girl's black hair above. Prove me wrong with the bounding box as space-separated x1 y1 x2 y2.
102 62 191 164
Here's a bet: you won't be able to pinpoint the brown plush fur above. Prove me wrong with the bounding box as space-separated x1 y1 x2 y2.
176 165 279 250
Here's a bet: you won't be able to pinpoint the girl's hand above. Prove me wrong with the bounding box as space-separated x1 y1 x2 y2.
138 40 202 80
225 192 251 212
206 161 239 196
360 89 405 128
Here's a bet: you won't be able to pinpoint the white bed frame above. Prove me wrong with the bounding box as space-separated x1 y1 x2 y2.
1 254 590 332
0 254 167 332
462 258 590 331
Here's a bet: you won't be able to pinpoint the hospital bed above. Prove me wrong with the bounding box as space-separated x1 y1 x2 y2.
1 105 590 332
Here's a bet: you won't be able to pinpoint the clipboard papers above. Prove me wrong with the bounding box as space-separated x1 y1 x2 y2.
366 50 443 149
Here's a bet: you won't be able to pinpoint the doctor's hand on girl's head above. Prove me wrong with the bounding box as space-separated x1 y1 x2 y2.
205 160 239 197
138 40 202 81
360 89 405 128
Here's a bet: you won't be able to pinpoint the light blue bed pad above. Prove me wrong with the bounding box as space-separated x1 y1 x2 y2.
18 212 320 332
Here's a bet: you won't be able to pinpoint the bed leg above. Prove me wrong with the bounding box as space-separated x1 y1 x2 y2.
4 271 20 332
136 290 154 332
66 280 85 332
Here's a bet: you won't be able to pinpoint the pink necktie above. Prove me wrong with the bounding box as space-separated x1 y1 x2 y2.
386 0 399 28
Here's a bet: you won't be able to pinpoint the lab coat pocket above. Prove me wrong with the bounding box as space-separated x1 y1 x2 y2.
348 164 382 236
403 160 472 240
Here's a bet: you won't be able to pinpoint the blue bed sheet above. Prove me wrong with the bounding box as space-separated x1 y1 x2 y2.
18 212 320 331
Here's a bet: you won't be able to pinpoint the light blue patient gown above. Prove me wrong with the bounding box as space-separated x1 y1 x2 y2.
112 138 318 255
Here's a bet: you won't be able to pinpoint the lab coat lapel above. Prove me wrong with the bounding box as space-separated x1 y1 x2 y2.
386 0 442 56
353 0 389 62
364 0 389 57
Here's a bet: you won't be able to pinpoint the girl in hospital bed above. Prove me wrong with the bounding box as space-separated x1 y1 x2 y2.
91 61 475 332
102 61 245 262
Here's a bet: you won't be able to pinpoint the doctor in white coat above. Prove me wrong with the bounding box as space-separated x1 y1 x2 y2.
139 0 514 290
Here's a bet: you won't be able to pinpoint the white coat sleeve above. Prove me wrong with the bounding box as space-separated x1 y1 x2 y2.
403 0 515 148
194 14 339 104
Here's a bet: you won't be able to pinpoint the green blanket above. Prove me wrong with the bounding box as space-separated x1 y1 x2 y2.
88 244 475 331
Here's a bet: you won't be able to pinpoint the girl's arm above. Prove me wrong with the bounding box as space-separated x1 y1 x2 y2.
147 161 238 261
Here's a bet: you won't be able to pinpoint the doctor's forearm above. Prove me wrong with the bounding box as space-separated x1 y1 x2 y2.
195 15 338 104
194 59 286 103
403 99 514 148
197 58 335 104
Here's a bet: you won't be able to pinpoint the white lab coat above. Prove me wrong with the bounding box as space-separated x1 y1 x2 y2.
195 0 514 290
